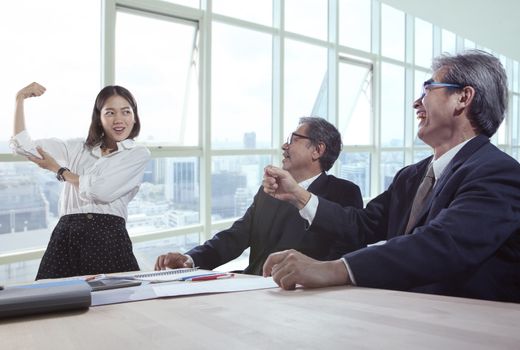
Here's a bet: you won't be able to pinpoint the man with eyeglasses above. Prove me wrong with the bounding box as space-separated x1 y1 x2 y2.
262 50 520 302
155 117 363 275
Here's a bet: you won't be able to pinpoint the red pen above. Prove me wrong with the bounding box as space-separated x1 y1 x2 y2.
188 273 234 282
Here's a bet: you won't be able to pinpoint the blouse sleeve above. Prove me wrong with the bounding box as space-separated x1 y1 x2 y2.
10 130 71 164
78 146 151 203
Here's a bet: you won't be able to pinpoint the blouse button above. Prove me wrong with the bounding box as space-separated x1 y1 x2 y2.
86 214 94 220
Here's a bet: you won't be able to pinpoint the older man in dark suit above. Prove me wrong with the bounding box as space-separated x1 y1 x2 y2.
155 117 363 275
263 50 520 302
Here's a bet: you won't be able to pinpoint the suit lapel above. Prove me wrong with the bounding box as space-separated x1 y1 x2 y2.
415 135 489 225
256 189 284 224
432 135 489 198
307 172 327 195
255 190 293 249
260 173 326 249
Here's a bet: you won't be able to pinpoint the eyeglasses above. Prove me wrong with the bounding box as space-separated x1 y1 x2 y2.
286 132 314 145
419 81 462 99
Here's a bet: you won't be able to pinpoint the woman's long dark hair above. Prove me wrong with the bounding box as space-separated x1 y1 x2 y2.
85 85 141 148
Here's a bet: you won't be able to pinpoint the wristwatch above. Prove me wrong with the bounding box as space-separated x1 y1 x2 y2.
56 167 70 182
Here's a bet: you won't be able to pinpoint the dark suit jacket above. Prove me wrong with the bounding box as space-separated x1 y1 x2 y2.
187 173 363 275
311 135 520 302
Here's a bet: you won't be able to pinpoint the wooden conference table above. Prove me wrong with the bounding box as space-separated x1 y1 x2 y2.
1 283 519 349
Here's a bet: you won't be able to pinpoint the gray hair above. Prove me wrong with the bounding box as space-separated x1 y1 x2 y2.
432 50 508 137
299 116 342 171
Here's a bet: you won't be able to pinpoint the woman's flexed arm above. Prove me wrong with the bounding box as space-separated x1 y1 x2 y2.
14 82 46 135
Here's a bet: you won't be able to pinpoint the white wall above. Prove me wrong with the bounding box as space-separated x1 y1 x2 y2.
381 0 520 61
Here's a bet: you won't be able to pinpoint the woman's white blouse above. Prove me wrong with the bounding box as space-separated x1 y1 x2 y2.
11 130 151 221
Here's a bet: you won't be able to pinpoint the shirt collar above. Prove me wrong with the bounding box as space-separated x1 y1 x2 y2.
91 139 137 157
299 172 322 190
119 138 137 149
431 137 474 181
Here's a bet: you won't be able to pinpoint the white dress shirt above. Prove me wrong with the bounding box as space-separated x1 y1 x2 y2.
11 130 150 221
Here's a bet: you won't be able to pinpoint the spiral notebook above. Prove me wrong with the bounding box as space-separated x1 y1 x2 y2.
132 268 201 282
91 267 202 284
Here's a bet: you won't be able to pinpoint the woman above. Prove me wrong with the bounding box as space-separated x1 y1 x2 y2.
11 82 150 279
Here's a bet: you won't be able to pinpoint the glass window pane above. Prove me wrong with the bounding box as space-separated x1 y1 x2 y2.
212 23 272 149
441 29 456 55
0 0 100 143
0 156 200 280
413 149 432 164
497 118 507 144
512 95 519 146
464 39 476 50
339 0 371 52
115 11 199 146
381 4 405 61
213 0 272 26
414 18 432 68
128 157 200 235
284 39 328 135
0 162 62 253
381 151 404 191
513 61 519 93
285 0 327 40
0 259 41 285
211 155 271 220
381 63 405 147
338 152 370 198
339 61 372 145
499 55 508 74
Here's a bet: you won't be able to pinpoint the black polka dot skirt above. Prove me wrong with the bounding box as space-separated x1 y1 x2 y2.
36 213 139 280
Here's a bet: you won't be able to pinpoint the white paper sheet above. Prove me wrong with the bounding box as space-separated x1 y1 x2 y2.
91 276 278 306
